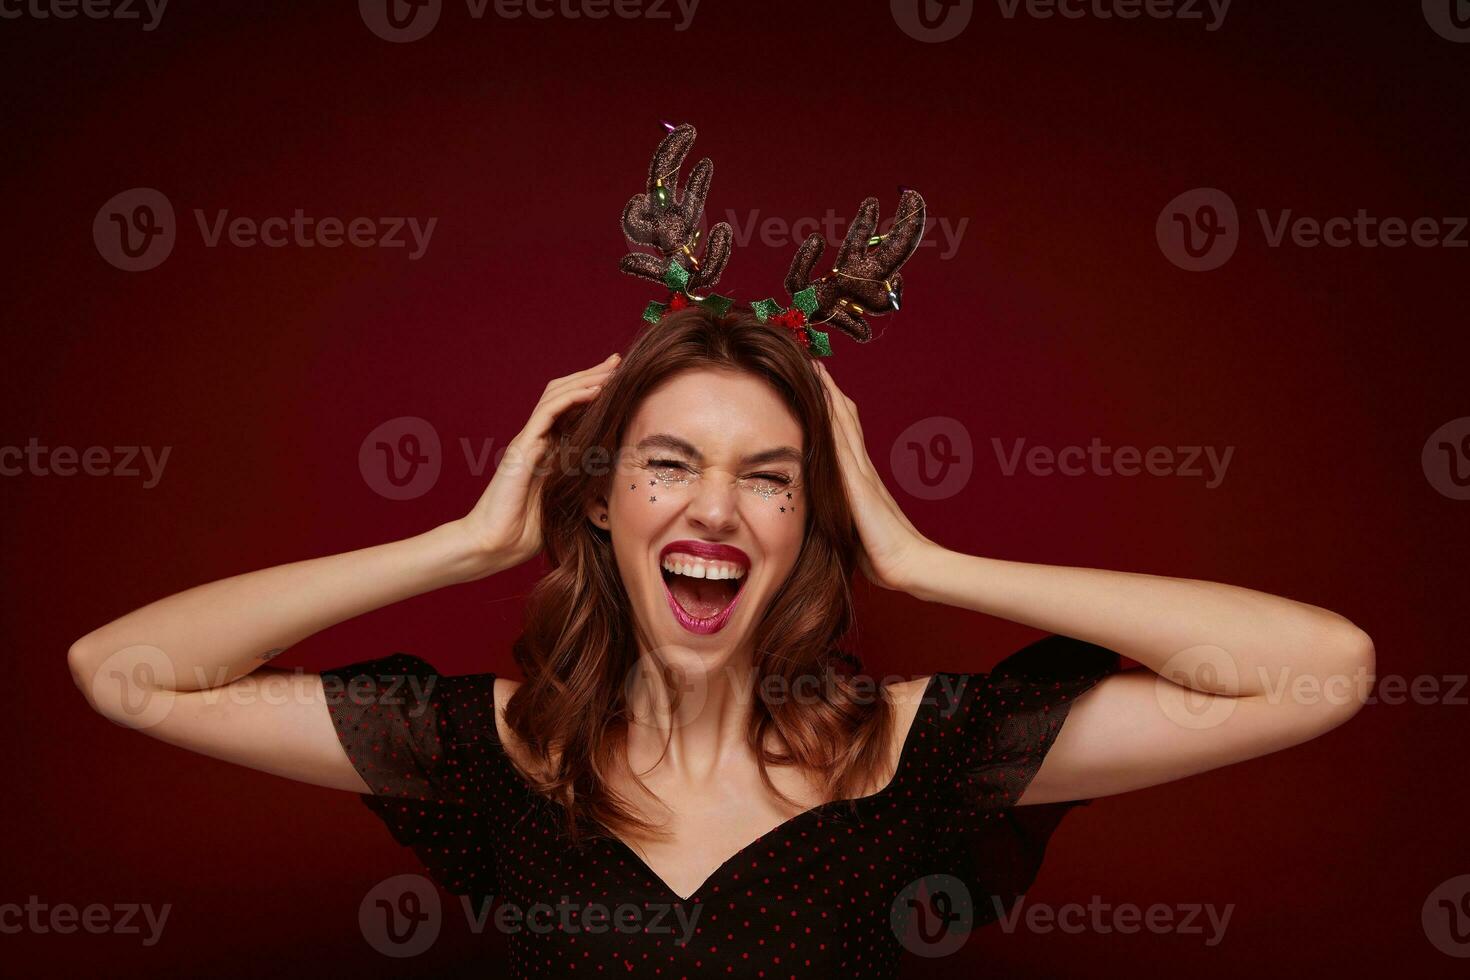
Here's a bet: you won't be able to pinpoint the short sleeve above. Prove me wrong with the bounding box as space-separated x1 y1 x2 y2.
923 635 1123 929
320 652 523 900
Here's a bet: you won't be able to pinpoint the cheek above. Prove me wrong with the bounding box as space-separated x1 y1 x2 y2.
742 487 805 564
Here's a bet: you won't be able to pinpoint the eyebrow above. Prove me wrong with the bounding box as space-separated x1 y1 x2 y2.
634 433 802 468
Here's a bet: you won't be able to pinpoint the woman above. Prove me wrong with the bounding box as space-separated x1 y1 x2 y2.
66 303 1374 977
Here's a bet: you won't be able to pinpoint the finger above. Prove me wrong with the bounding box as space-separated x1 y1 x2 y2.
818 366 876 478
816 366 863 466
557 353 621 381
516 380 607 454
540 377 613 415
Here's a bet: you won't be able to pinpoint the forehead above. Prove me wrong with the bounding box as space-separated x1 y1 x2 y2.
623 368 803 455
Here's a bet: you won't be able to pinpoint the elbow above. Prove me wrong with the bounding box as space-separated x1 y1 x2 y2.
1332 618 1375 678
67 639 101 710
1320 617 1376 725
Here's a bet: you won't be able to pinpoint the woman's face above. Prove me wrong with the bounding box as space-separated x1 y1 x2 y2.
601 367 807 670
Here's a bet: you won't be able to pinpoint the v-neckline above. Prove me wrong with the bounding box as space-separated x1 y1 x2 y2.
602 674 940 903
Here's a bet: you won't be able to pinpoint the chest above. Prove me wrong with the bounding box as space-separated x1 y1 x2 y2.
603 762 826 901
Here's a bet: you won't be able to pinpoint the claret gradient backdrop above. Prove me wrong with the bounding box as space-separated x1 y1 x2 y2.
4 1 1467 976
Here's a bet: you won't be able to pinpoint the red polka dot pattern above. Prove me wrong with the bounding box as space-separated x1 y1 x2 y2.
322 635 1121 976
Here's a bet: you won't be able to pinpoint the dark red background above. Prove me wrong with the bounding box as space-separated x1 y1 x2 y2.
4 1 1466 976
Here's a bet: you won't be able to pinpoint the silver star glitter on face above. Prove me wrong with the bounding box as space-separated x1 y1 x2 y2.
745 481 786 501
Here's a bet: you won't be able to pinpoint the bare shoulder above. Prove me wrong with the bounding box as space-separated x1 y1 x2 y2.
884 674 934 710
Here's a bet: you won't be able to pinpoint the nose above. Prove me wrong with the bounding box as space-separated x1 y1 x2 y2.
683 468 740 534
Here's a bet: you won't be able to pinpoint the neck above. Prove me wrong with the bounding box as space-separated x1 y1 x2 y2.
623 646 760 784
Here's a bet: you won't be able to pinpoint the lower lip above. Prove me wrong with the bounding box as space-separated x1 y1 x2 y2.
661 573 745 635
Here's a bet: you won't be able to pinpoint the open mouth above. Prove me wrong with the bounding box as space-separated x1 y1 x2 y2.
658 541 750 635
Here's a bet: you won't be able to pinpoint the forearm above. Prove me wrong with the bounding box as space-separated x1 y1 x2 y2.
905 545 1373 697
69 519 495 692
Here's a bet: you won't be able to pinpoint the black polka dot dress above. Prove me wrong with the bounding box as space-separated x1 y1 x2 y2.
322 636 1120 977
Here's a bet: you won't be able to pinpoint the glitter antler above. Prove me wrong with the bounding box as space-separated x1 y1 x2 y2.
783 188 927 343
619 123 733 295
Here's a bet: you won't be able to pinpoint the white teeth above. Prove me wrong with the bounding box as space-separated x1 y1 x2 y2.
661 554 747 580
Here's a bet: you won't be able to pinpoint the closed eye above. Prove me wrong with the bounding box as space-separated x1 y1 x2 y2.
649 459 792 487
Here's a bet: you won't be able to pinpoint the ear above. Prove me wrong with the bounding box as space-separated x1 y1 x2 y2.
585 494 610 530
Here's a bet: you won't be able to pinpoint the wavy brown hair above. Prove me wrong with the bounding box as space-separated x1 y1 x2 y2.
503 304 894 842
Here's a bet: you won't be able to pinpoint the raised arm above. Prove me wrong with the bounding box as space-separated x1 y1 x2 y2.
66 354 621 791
900 552 1374 803
809 360 1375 805
66 522 495 792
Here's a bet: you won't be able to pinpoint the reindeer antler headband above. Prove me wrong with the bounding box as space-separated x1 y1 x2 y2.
619 122 927 358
